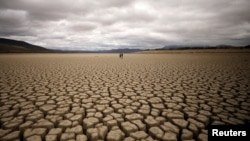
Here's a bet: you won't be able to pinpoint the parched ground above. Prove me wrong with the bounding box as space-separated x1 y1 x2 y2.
0 52 250 141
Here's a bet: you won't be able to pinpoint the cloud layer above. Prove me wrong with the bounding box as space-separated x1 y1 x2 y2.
1 0 250 50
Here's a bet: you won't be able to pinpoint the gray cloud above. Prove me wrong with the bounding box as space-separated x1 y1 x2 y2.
0 0 250 50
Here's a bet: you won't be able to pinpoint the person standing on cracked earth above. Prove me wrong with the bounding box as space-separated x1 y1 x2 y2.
119 53 123 59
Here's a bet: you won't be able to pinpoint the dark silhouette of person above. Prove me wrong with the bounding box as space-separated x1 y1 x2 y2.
119 53 123 59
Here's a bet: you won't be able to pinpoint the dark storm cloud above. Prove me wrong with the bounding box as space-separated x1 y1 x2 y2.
0 9 35 36
0 0 250 50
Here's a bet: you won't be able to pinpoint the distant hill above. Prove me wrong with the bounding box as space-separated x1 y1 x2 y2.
156 44 248 50
0 38 50 53
138 44 250 54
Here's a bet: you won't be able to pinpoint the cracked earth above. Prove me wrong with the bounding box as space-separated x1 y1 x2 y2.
0 53 250 141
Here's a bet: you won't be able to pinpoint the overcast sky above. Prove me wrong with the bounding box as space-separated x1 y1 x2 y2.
0 0 250 50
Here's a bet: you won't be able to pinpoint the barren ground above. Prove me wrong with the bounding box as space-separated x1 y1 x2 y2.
0 52 250 141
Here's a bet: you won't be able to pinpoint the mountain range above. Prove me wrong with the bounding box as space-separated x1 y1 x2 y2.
0 38 143 53
0 38 249 53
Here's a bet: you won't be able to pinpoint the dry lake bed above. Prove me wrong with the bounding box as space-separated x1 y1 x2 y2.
0 52 250 141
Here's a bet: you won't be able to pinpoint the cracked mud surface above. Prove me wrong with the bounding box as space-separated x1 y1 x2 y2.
0 53 250 141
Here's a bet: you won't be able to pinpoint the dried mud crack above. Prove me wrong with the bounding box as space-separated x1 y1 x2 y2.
0 53 250 141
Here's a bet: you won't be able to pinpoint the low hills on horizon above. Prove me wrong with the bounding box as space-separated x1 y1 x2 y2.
0 38 50 53
0 38 249 53
0 38 143 53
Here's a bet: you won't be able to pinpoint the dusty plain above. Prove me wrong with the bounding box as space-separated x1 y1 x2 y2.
0 51 250 141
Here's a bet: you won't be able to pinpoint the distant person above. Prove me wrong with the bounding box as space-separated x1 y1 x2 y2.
119 53 123 59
